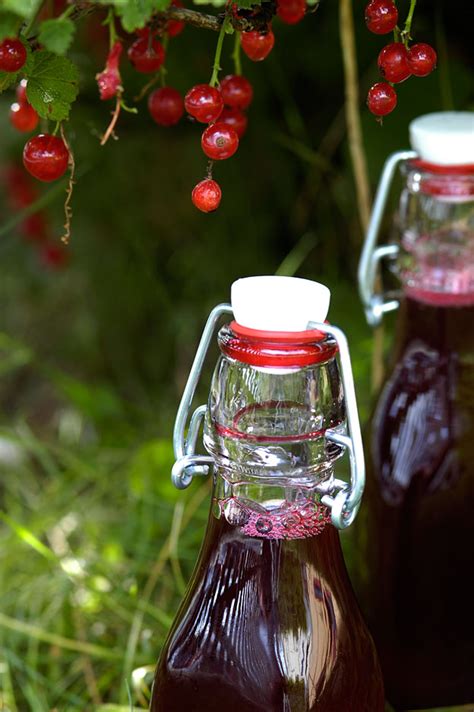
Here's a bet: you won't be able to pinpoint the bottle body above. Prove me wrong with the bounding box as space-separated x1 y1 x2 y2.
152 472 384 712
359 161 474 709
152 323 384 711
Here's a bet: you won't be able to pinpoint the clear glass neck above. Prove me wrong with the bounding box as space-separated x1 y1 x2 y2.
202 325 344 539
395 162 474 304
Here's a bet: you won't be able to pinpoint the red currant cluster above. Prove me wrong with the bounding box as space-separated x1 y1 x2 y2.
1 37 71 184
2 164 68 269
365 0 437 118
144 26 275 212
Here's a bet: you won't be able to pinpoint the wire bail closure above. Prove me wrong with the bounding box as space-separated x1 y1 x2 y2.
171 304 365 530
358 150 417 326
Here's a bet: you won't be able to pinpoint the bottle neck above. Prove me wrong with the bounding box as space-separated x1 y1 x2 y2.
212 465 333 540
394 293 474 355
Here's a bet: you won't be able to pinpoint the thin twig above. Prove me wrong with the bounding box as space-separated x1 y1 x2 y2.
339 0 385 391
100 94 122 146
60 124 75 245
339 0 371 234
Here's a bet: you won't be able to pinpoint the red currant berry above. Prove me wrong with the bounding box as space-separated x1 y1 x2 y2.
148 87 184 126
16 79 28 103
277 0 306 25
367 82 397 116
23 134 70 182
365 0 398 34
220 107 248 138
10 101 39 133
22 213 48 243
0 38 27 73
184 84 223 123
378 42 411 83
241 29 275 62
192 179 222 212
407 43 437 77
201 122 239 160
167 0 185 37
96 41 123 100
127 35 165 73
40 243 69 270
220 74 253 110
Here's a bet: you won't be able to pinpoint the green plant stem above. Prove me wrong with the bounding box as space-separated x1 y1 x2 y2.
59 4 76 21
232 31 242 76
0 612 123 661
105 7 117 49
209 15 232 87
22 0 45 37
403 0 417 42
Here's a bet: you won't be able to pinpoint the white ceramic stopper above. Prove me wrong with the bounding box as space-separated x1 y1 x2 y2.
409 112 474 165
231 276 330 332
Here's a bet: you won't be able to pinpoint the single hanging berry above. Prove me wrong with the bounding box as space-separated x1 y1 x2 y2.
23 134 70 182
16 79 28 103
148 87 184 126
201 123 239 160
184 84 223 123
241 29 275 62
0 38 27 72
367 82 397 117
167 0 185 37
407 43 437 77
192 179 222 212
9 101 39 133
277 0 306 25
220 75 253 110
378 42 411 83
128 33 165 73
220 107 248 138
96 41 123 100
40 243 69 270
365 0 398 35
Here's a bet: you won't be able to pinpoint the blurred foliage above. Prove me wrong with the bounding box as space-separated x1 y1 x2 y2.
0 0 473 709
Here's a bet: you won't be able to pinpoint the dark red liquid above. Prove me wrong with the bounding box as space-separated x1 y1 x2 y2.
151 503 384 712
358 296 474 710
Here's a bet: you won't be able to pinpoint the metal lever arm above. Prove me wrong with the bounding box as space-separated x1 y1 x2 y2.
358 150 417 326
308 321 365 529
172 303 233 488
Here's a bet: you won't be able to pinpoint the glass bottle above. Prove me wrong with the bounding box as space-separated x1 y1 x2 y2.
151 276 384 712
358 112 474 710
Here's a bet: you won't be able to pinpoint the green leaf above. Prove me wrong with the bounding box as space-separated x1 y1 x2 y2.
116 0 160 32
0 69 18 93
37 18 75 55
0 0 42 20
25 50 79 121
0 11 22 40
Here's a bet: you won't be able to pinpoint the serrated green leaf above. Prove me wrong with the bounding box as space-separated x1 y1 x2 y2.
0 0 42 20
38 18 75 55
0 11 22 40
116 0 161 32
25 50 79 121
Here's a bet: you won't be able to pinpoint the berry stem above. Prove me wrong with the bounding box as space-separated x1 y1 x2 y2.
209 15 232 88
104 8 118 50
160 35 170 87
232 31 242 76
100 94 122 145
402 0 417 45
60 125 75 245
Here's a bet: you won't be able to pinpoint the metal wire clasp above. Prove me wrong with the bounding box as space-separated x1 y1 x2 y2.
171 306 366 530
358 150 417 326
